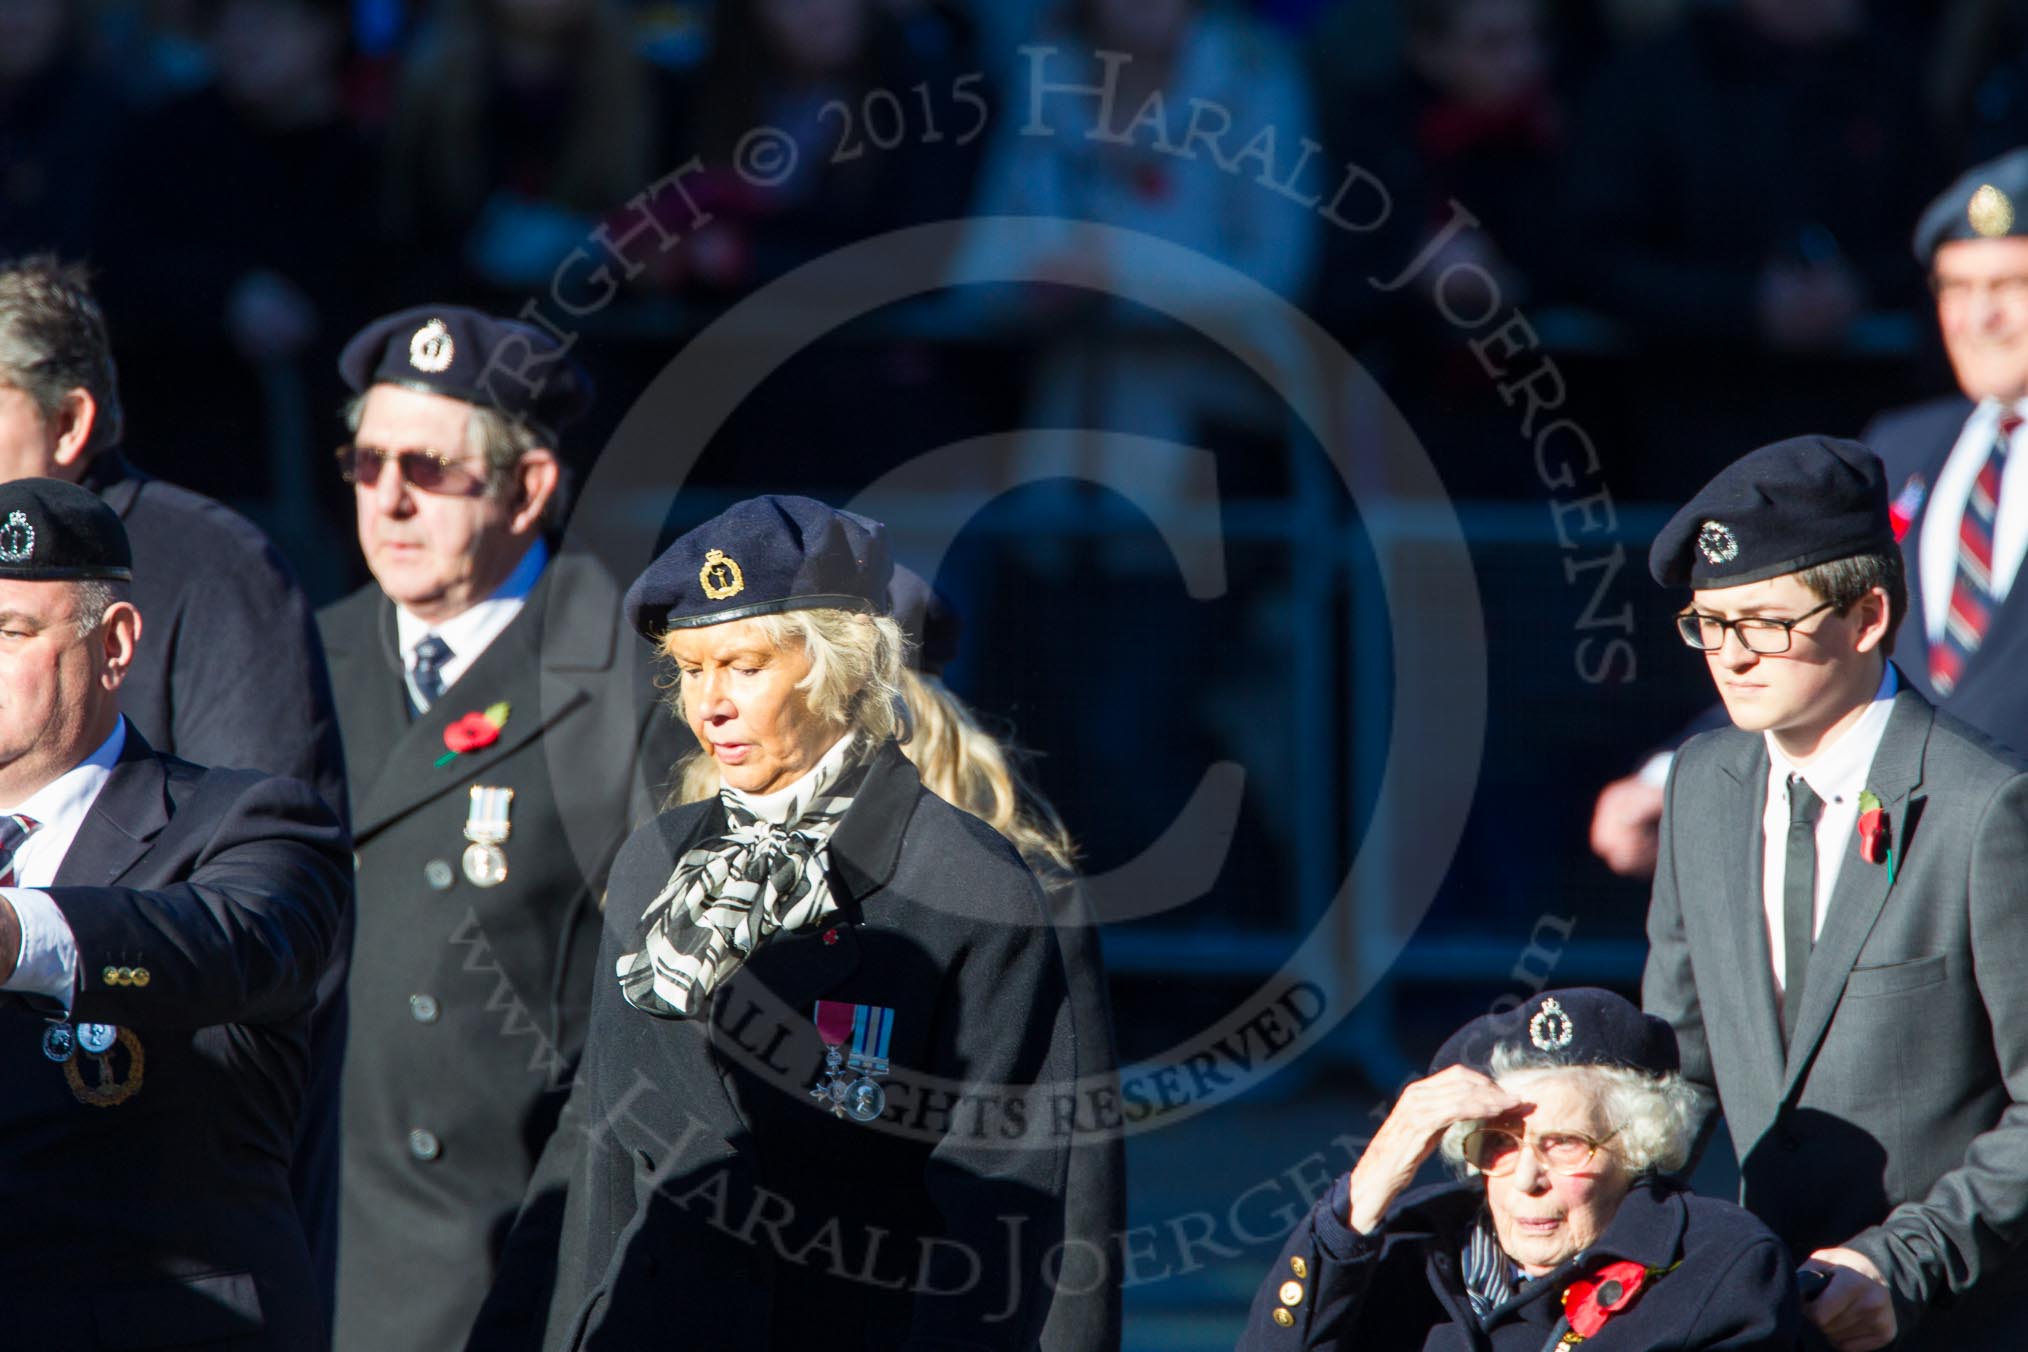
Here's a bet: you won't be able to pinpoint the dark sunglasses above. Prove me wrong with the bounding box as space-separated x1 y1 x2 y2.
335 444 488 495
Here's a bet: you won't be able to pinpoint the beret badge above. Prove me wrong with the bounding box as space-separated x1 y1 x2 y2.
699 548 745 601
0 511 33 564
1695 520 1739 565
408 318 455 374
1529 997 1575 1051
1970 183 2016 240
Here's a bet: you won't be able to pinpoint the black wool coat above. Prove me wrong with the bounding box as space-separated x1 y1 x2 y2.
1238 1175 1800 1351
466 739 1084 1351
319 553 686 1352
0 730 350 1351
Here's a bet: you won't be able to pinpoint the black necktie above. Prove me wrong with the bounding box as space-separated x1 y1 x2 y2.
411 634 453 711
1782 775 1824 1047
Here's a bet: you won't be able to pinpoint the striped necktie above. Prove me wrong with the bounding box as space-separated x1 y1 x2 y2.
0 814 41 887
1931 412 2021 696
410 634 453 710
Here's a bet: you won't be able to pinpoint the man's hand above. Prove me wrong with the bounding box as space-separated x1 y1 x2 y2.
1590 774 1664 877
1802 1247 1896 1351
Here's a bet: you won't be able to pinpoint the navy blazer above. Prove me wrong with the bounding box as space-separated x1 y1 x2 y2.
1866 396 2028 755
82 448 353 1304
0 728 350 1351
1239 1174 1799 1351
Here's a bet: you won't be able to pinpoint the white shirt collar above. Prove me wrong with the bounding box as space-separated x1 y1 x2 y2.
1766 665 1898 798
0 716 127 874
723 733 857 825
394 537 548 704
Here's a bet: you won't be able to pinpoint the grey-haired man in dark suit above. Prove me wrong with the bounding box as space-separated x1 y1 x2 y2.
1643 435 2028 1351
320 306 684 1352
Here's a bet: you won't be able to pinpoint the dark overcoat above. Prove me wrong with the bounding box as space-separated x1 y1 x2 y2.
0 730 350 1351
1864 395 2028 756
1238 1174 1799 1351
466 739 1084 1351
319 552 685 1352
81 447 355 1309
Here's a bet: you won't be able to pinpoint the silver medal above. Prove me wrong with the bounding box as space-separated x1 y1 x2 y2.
461 785 514 888
461 841 509 887
844 1077 887 1123
40 1023 73 1062
77 1023 117 1055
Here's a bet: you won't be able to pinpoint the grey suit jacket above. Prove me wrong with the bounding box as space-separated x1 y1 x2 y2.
1644 679 2028 1346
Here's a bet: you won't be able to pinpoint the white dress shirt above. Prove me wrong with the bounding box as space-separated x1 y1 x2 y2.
0 718 128 1005
1920 399 2028 643
395 538 548 711
1761 667 1898 995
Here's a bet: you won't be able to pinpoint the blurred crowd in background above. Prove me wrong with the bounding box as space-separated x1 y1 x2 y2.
4 0 2015 1069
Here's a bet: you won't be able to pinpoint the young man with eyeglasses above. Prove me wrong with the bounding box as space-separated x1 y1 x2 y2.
317 306 686 1352
1642 434 2028 1352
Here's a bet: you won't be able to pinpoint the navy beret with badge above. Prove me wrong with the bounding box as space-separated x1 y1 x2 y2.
338 304 593 442
0 478 132 582
1429 988 1679 1079
1913 147 2028 263
625 495 894 638
1649 435 1894 589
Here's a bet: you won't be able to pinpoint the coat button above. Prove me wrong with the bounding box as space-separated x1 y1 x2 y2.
1272 1308 1295 1328
1290 1256 1308 1279
410 994 440 1024
132 968 150 987
101 966 120 986
1279 1280 1304 1307
424 860 455 891
408 1128 441 1161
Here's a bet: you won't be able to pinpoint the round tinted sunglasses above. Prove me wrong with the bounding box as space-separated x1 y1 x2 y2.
335 444 488 496
1462 1125 1618 1177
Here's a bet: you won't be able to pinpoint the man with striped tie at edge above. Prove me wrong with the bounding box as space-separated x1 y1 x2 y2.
1866 147 2028 751
0 477 350 1349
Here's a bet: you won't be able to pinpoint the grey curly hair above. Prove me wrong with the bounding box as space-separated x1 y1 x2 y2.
1438 1043 1705 1178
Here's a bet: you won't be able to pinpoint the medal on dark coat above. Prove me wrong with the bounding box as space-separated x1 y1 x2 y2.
462 785 513 887
810 999 892 1123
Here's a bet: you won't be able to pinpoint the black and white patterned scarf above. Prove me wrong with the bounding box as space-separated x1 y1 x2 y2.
616 736 863 1018
1462 1207 1520 1321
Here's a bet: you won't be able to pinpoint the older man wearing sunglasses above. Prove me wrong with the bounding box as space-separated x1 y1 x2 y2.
318 306 687 1352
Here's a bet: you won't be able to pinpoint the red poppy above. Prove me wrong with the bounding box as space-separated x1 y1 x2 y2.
444 713 501 754
1563 1260 1651 1338
1857 791 1889 866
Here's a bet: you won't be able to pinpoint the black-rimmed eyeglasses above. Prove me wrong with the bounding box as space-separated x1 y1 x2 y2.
1675 601 1835 655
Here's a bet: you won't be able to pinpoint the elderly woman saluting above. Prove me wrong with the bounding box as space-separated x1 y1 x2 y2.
467 497 1085 1351
1242 989 1799 1350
